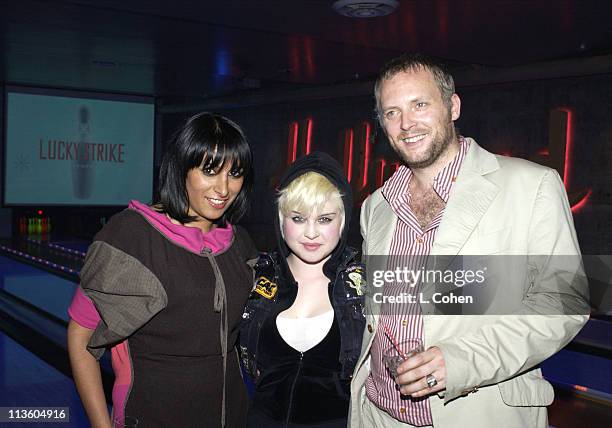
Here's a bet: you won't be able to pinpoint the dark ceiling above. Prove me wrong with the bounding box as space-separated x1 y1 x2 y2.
2 0 612 101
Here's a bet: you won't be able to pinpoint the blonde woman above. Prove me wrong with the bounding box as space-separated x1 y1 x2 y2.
240 152 366 427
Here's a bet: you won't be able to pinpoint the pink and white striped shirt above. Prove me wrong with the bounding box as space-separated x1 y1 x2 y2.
365 137 469 426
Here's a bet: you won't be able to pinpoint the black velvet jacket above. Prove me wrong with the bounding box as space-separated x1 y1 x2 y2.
239 249 366 424
239 152 365 425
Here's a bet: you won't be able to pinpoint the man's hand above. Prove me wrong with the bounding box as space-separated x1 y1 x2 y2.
395 346 446 397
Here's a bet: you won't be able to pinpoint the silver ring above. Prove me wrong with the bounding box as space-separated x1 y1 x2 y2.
426 374 438 388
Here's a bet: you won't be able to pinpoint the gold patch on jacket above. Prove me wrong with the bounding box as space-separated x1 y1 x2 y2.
346 266 365 296
254 276 277 299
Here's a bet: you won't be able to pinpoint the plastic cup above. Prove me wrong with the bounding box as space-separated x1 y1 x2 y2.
382 338 424 378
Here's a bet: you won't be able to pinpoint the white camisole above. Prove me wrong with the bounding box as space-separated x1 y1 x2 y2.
276 309 334 353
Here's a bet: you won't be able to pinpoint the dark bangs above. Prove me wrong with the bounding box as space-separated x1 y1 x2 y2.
199 137 252 178
157 112 253 226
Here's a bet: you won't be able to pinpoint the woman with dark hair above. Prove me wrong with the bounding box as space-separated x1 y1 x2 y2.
67 112 257 428
240 152 366 428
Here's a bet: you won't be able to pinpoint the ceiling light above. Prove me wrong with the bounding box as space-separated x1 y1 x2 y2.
332 0 399 18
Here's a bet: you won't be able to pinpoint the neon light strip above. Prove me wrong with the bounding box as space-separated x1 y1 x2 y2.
292 122 298 162
345 129 354 182
362 121 371 188
305 118 313 155
0 244 80 276
560 108 573 189
288 122 298 165
557 107 592 213
47 242 87 258
25 237 87 258
571 189 592 213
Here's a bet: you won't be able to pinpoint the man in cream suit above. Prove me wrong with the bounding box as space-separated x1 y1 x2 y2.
350 54 589 427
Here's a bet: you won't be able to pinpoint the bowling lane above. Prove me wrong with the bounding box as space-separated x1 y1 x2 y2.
0 332 90 427
544 348 612 401
0 247 610 427
0 254 78 322
0 237 84 279
549 387 612 428
0 254 114 414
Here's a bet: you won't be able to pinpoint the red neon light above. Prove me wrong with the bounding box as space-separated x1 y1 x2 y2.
560 108 573 190
304 37 315 78
305 119 313 155
344 129 354 182
287 122 298 165
573 385 588 392
392 162 400 173
362 121 371 189
571 189 592 213
556 107 592 213
536 148 549 156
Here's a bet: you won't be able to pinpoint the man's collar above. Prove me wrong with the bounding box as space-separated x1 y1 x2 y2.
382 136 470 204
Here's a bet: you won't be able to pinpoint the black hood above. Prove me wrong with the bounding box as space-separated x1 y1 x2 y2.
275 152 353 281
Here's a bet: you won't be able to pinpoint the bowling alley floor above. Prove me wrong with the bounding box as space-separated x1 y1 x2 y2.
0 324 608 428
549 388 611 427
0 236 84 280
0 332 90 427
0 240 610 427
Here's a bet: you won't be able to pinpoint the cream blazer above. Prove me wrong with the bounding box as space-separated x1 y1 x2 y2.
350 139 589 428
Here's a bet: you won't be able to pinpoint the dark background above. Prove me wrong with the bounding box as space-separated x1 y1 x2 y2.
0 0 612 254
1 0 611 255
0 3 610 425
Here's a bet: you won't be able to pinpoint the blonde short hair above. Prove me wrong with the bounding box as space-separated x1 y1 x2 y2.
278 171 345 233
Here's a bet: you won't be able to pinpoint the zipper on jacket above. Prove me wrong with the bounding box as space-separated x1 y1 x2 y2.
284 352 304 428
330 268 351 376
